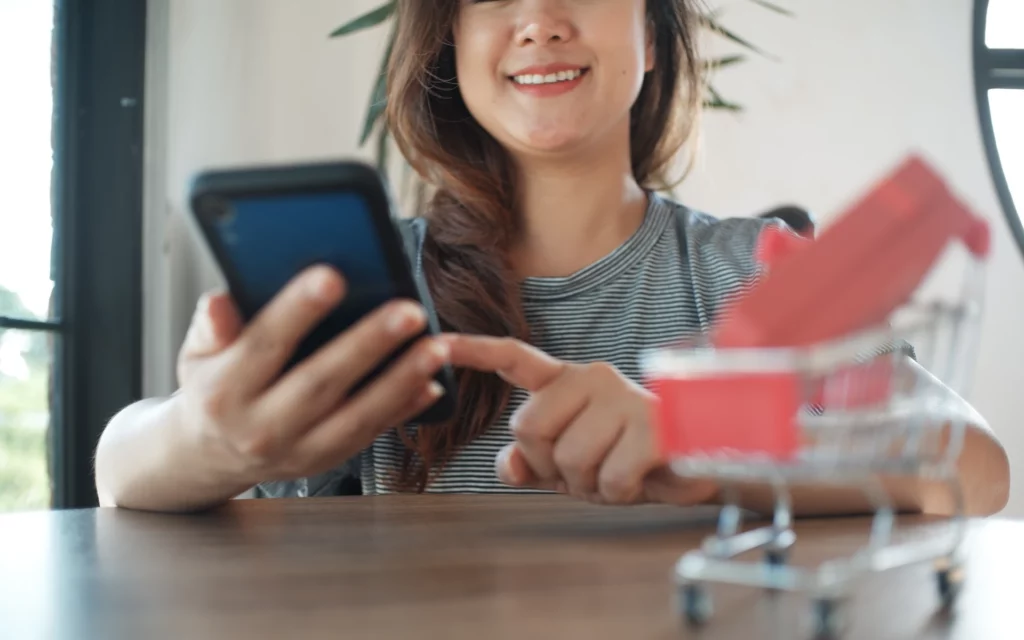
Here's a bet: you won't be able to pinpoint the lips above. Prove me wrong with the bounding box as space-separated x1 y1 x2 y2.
508 64 590 86
511 68 586 86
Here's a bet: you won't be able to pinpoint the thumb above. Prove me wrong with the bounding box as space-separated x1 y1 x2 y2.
205 291 243 349
182 291 242 357
496 443 537 487
496 444 562 492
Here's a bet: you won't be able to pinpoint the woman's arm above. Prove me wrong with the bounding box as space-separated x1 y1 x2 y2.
444 334 1009 516
95 394 257 512
721 359 1010 518
721 426 1007 518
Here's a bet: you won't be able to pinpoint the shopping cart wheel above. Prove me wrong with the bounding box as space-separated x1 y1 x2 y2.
811 598 845 639
678 583 713 627
935 562 964 607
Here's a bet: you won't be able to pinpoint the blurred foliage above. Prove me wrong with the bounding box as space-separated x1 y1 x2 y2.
0 366 50 512
0 284 51 512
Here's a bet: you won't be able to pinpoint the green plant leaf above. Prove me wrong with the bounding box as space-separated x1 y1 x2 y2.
704 98 743 111
701 16 776 60
704 85 743 111
360 29 396 146
747 0 794 17
329 2 395 38
703 55 747 71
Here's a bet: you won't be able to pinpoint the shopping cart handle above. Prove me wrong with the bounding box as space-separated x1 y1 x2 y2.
713 154 991 349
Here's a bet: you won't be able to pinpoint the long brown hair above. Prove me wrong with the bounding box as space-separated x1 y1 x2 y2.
386 0 704 491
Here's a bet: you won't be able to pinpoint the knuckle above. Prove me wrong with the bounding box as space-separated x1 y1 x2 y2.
599 471 636 504
552 445 587 477
508 405 539 439
328 409 363 439
198 385 232 422
243 329 287 362
234 432 278 467
294 371 337 405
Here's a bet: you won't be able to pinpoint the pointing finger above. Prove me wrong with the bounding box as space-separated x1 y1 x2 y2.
443 335 565 392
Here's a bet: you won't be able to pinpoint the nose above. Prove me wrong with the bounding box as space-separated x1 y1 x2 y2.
515 3 574 47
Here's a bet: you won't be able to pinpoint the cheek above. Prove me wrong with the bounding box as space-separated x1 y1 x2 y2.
454 30 502 121
606 42 649 107
589 14 651 103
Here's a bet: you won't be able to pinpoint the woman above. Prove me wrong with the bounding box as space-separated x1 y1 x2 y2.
95 0 1009 515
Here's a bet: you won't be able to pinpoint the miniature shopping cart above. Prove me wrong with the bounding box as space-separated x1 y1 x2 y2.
642 157 992 638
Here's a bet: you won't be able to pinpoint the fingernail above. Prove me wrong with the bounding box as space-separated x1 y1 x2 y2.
424 381 444 401
388 303 426 335
306 267 340 300
497 447 521 485
420 340 450 374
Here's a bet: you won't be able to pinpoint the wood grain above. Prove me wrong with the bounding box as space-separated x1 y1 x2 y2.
0 495 1018 639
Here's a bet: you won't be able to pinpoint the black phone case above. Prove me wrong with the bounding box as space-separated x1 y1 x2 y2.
189 160 456 425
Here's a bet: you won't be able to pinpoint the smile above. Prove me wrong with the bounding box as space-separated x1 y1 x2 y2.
511 68 587 86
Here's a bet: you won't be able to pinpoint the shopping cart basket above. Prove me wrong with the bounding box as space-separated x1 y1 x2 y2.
643 156 991 637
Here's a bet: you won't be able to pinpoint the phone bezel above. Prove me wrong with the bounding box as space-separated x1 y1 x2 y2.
189 161 419 321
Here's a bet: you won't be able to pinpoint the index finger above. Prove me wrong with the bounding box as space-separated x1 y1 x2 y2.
225 266 346 395
442 335 566 392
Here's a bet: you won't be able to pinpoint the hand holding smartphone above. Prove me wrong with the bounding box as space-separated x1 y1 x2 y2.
189 160 456 424
173 160 456 485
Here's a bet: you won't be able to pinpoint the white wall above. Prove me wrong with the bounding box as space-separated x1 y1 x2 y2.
143 0 388 395
145 0 1024 513
677 0 1024 515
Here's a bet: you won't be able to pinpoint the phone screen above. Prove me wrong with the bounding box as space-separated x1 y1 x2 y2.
214 190 397 329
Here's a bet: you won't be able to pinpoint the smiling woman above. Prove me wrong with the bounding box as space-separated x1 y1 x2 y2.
95 0 1007 519
454 0 661 154
329 0 793 198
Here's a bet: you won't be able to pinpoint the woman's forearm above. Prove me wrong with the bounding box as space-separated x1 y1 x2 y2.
94 394 256 513
724 358 1010 518
720 423 1009 518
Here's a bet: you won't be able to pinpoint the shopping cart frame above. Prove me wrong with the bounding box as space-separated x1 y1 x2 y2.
644 258 986 638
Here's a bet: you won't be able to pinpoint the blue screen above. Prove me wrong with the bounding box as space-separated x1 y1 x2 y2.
215 191 396 328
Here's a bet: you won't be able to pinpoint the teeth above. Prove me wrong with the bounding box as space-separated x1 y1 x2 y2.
513 68 583 85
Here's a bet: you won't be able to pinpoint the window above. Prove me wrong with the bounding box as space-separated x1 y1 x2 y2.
0 0 58 512
974 0 1024 258
0 0 146 511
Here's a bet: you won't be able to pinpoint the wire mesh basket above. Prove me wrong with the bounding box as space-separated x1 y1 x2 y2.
643 203 989 637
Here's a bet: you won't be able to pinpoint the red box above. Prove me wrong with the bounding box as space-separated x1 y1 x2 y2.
648 369 802 460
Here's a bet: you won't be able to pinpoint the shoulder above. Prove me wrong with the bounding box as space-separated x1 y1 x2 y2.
653 195 797 320
654 194 791 276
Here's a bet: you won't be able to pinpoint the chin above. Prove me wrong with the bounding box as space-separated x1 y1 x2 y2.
511 126 589 156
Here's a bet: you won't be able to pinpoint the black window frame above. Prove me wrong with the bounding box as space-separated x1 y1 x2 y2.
973 0 1024 262
0 0 146 510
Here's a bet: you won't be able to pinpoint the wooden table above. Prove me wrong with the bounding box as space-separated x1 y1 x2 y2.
0 495 1020 639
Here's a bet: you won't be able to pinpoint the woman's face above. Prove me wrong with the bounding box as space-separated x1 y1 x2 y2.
453 0 654 159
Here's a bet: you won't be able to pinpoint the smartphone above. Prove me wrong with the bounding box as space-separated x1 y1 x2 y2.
188 160 456 424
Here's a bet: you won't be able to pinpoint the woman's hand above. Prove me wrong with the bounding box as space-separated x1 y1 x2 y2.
444 335 718 506
176 266 451 486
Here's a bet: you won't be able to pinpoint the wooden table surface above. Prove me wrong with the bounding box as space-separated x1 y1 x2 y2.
0 495 1020 640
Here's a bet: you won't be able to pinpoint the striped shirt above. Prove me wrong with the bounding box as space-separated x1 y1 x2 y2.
255 194 775 499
